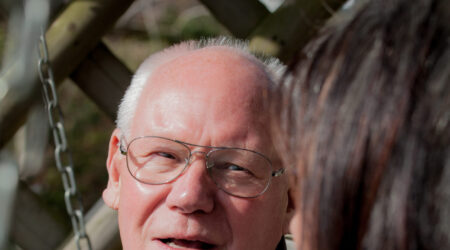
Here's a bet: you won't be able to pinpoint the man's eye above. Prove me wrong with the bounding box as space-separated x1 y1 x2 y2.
157 152 176 159
219 164 253 175
227 164 246 171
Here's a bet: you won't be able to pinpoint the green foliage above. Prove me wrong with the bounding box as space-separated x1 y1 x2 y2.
179 15 228 40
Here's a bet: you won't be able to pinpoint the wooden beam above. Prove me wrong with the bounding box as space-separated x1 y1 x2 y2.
0 0 134 149
61 200 121 250
0 152 19 249
200 0 270 38
11 182 68 250
248 0 347 62
0 73 40 150
71 42 132 120
46 0 134 84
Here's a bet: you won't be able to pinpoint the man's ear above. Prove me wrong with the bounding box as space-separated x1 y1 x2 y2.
103 128 123 210
283 188 296 234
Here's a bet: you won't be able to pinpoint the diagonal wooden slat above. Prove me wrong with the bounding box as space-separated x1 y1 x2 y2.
61 199 121 250
71 42 132 120
199 0 270 38
11 182 68 250
67 0 349 137
46 0 134 84
0 0 134 149
248 0 348 62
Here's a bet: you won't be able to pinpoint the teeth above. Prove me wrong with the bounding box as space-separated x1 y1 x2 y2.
161 239 214 249
167 241 185 249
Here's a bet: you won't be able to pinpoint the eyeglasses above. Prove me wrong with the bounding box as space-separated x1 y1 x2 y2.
119 136 284 198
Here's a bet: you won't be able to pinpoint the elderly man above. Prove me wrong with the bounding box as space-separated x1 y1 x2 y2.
102 37 293 250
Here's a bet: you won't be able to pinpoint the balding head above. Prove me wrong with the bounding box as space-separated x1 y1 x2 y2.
130 46 273 142
117 37 285 137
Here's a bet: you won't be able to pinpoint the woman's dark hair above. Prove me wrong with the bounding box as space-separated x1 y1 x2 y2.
272 0 449 249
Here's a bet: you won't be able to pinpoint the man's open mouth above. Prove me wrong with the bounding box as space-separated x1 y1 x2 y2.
160 238 215 249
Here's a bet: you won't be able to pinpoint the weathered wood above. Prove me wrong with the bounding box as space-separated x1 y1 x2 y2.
0 0 134 149
46 0 134 84
0 72 40 150
0 151 19 249
15 101 49 178
11 182 68 250
0 1 46 151
69 0 347 122
199 0 270 38
249 0 347 62
71 42 132 120
61 200 121 250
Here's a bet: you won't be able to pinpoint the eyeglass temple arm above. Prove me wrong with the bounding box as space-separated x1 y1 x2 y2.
272 168 285 177
117 141 127 155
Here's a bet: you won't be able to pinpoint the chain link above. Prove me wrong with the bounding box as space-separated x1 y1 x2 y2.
38 30 92 250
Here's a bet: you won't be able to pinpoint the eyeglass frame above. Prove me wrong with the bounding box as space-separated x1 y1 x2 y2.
118 135 285 198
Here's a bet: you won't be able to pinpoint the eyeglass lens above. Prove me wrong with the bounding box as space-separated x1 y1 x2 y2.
126 136 273 197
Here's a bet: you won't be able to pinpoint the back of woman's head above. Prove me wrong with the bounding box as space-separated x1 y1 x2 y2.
273 0 450 249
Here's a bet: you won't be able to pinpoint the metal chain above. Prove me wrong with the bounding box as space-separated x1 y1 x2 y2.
38 30 92 250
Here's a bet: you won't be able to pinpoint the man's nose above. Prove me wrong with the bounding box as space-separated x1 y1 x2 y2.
165 153 216 214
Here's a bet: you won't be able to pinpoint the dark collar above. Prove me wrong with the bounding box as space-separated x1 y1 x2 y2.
276 235 287 250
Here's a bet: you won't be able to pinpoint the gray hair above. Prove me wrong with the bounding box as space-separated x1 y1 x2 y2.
117 36 285 137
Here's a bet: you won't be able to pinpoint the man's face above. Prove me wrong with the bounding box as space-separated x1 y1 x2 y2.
104 47 291 250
